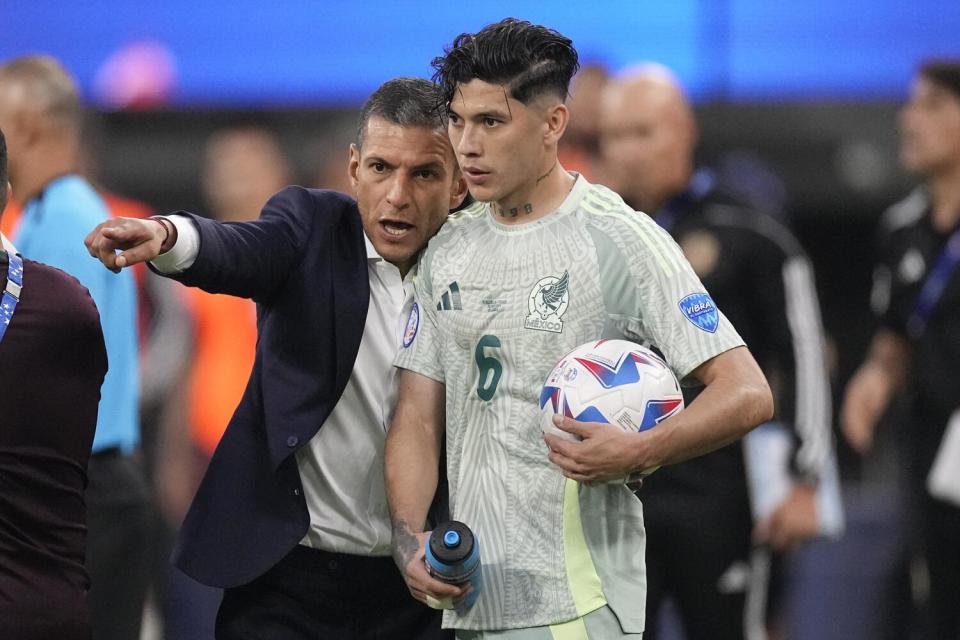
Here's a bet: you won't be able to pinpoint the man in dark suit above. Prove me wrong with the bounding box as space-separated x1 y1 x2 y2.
85 78 467 639
0 128 108 639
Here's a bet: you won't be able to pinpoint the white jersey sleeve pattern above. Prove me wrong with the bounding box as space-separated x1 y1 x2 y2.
580 184 745 380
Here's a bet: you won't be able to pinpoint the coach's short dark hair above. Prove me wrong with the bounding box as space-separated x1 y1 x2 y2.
919 59 960 101
432 18 579 108
356 77 445 148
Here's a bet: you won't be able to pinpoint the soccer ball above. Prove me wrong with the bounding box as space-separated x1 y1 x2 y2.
539 339 684 478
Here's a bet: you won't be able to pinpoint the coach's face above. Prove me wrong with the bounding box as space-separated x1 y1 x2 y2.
349 117 466 277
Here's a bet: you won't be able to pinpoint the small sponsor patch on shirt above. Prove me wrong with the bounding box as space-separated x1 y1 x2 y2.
678 292 719 333
402 302 419 347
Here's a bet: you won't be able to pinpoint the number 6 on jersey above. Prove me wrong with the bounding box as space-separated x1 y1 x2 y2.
474 335 502 401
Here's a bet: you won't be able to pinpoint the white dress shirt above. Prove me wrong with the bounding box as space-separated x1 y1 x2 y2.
152 215 412 556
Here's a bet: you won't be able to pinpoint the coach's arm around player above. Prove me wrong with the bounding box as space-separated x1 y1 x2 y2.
544 345 774 484
386 369 470 608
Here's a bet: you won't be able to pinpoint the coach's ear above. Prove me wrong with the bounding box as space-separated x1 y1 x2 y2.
348 143 361 195
449 170 468 210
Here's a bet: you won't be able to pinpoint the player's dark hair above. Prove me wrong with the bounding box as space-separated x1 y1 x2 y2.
919 59 960 100
432 18 579 108
356 77 445 148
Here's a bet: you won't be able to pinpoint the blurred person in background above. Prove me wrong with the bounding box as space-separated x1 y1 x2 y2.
153 125 292 639
558 62 609 182
85 77 466 640
0 55 150 640
169 124 293 504
0 127 107 640
599 65 837 640
3 116 192 424
841 60 960 640
76 117 193 435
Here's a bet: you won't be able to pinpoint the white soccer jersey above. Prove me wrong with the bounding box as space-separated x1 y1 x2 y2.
396 175 745 631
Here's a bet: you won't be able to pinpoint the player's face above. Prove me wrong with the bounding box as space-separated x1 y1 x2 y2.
598 85 691 213
447 80 550 204
899 76 960 176
349 117 465 275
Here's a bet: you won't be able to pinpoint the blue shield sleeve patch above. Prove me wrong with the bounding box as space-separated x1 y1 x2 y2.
402 302 420 347
678 292 719 333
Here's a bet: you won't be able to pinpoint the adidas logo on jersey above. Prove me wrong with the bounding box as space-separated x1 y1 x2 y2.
437 282 463 311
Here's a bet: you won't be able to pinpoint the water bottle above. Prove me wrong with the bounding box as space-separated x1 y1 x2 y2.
424 520 482 611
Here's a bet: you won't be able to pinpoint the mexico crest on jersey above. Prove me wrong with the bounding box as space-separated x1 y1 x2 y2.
525 271 570 333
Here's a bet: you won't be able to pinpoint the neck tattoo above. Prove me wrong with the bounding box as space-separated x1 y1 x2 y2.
536 162 557 185
497 202 534 218
494 163 557 218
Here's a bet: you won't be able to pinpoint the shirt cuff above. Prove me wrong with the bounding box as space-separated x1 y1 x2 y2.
149 215 200 273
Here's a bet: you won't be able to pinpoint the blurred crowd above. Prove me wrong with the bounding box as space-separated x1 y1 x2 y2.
0 50 958 640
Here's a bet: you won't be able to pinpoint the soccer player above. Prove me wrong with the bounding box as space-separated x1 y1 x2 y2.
386 18 774 639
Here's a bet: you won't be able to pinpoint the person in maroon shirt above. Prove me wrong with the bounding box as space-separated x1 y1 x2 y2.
0 128 107 638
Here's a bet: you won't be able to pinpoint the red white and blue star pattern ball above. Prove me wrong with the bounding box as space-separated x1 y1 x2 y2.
539 339 684 455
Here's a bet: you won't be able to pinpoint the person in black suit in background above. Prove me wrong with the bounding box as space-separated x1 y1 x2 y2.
85 78 467 639
0 128 108 639
842 60 960 640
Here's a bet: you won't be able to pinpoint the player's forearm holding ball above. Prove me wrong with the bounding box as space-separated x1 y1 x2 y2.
546 345 774 483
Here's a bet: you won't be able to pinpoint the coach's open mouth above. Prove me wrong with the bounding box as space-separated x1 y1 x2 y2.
380 220 414 237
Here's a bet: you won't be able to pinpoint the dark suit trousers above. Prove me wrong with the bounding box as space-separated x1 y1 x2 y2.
216 545 451 640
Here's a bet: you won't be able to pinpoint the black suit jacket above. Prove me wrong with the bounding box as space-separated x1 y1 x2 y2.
167 187 370 588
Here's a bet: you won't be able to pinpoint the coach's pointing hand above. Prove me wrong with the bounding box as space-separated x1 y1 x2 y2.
85 217 173 273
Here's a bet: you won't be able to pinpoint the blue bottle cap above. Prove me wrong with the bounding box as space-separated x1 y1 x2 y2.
443 530 461 548
429 520 475 565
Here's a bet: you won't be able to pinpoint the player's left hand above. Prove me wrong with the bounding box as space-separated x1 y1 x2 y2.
754 483 819 552
544 415 651 484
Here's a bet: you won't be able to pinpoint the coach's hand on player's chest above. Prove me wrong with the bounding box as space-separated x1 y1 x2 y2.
543 415 655 484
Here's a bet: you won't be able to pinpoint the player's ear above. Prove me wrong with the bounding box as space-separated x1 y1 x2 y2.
347 144 361 194
543 102 569 147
